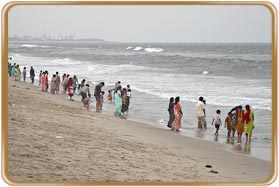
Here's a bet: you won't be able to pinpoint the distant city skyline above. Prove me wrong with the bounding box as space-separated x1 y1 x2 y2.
8 5 272 43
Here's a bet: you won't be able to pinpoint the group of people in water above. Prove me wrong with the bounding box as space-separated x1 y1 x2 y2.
9 62 255 144
8 63 132 117
167 96 255 144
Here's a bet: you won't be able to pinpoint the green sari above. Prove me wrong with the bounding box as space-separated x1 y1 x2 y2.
114 91 122 116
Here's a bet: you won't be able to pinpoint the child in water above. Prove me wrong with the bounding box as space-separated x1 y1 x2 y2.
83 94 92 111
107 90 112 103
100 91 105 110
212 109 222 135
225 112 233 138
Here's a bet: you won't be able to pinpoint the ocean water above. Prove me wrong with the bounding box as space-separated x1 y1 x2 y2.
8 41 273 161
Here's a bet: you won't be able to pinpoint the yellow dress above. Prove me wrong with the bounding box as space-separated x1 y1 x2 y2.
236 110 244 135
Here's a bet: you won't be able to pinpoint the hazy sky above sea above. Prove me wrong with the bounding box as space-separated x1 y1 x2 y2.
8 5 271 43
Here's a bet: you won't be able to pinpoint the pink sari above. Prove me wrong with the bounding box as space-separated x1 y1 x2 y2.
171 103 183 131
41 74 47 92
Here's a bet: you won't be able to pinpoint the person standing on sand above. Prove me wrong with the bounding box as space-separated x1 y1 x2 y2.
9 63 13 77
171 96 183 131
121 88 129 115
41 71 46 91
61 74 69 95
114 86 122 116
125 85 132 111
72 75 79 93
212 109 222 135
14 65 21 82
225 112 233 139
50 74 57 94
55 72 61 94
45 71 49 92
196 96 206 129
39 70 43 86
167 97 175 128
230 106 238 138
202 99 207 130
22 67 26 82
80 84 90 108
94 82 105 112
30 66 35 84
236 105 245 140
11 63 16 77
67 77 74 101
243 105 255 144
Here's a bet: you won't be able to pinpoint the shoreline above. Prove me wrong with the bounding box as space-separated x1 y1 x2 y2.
6 77 273 183
11 77 272 162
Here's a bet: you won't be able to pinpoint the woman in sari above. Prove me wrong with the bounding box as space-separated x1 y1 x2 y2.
167 97 174 128
14 65 21 82
50 74 57 94
41 72 46 92
121 88 128 115
236 105 245 139
114 86 122 116
67 77 74 101
171 96 183 131
243 105 254 144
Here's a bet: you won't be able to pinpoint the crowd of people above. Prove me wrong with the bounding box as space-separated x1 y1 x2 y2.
8 63 132 117
167 96 255 144
9 62 255 144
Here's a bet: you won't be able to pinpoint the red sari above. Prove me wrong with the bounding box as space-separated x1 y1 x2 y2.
171 103 183 131
41 73 48 92
68 81 74 97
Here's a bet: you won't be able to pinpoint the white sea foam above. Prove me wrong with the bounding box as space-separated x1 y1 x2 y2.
51 58 81 65
126 46 133 50
144 47 164 53
202 70 211 75
8 53 271 111
133 47 143 51
21 44 51 48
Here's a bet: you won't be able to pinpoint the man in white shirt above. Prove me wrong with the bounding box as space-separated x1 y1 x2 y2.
196 96 206 129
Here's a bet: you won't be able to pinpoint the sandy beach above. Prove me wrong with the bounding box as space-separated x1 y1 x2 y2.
6 78 273 184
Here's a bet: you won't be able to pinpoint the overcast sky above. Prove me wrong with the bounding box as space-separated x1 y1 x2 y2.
8 5 271 43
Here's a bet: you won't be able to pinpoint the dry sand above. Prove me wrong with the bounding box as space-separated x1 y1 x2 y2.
6 78 273 184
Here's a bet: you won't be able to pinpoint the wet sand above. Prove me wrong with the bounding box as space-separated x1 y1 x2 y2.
6 78 273 184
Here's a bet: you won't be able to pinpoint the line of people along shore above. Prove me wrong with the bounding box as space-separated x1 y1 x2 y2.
8 63 132 117
9 62 255 144
167 96 255 144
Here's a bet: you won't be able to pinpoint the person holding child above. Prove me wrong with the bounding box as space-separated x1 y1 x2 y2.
94 82 105 112
80 84 90 108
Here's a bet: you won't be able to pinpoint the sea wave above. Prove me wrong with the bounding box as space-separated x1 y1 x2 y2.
51 58 81 65
144 47 164 53
133 47 143 51
129 46 164 52
21 44 51 48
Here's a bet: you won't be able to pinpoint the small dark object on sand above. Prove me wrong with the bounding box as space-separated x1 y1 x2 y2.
209 170 218 174
205 165 212 168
